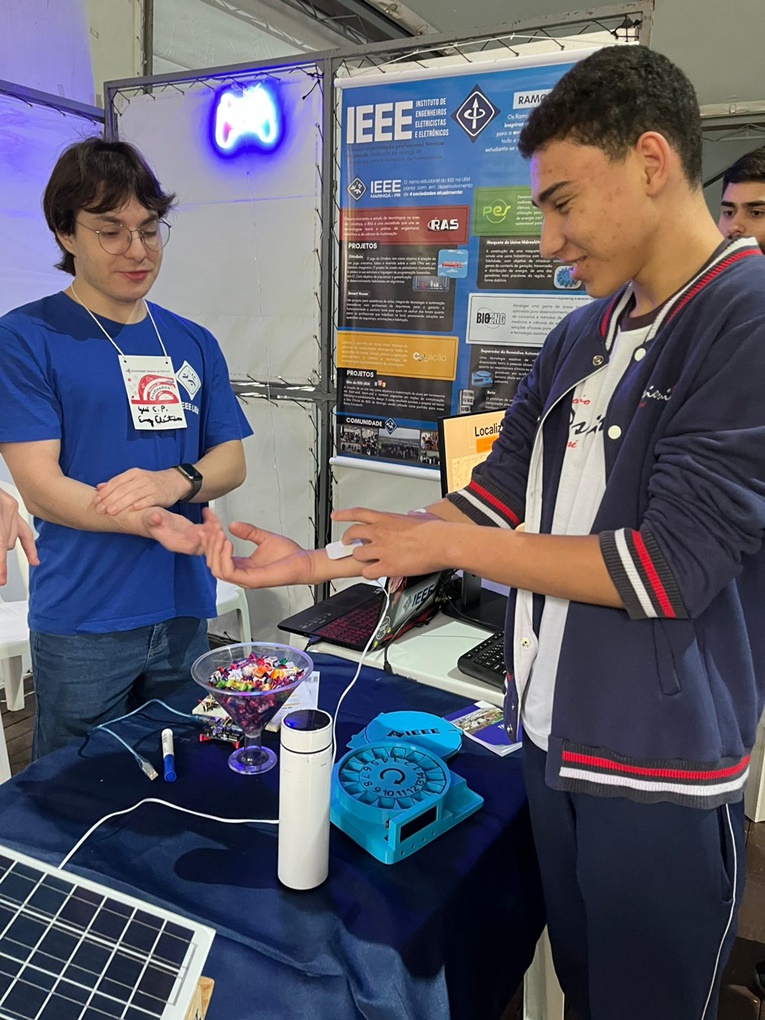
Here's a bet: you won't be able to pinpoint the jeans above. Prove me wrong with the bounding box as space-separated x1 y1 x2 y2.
31 617 209 759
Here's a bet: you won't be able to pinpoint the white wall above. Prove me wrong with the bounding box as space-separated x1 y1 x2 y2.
152 0 344 75
85 0 143 108
0 0 94 103
396 0 765 110
82 0 348 111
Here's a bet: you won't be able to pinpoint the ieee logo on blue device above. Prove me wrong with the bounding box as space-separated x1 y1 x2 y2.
211 83 283 156
437 249 469 278
452 86 500 141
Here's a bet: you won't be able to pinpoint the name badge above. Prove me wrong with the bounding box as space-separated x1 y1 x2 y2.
119 355 187 431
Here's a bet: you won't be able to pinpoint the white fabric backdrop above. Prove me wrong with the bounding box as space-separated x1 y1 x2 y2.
211 398 318 640
113 68 324 636
114 71 323 383
0 96 101 606
0 96 101 317
0 0 94 103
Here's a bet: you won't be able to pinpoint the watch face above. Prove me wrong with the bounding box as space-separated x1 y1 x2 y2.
176 464 202 500
180 463 201 482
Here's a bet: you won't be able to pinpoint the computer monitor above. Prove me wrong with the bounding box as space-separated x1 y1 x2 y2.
437 409 510 633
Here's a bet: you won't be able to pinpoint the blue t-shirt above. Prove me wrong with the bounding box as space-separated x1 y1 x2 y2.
0 292 252 635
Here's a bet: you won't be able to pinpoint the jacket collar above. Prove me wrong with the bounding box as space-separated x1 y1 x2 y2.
545 239 761 412
598 238 761 343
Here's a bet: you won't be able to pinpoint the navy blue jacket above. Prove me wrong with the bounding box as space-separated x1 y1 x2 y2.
447 240 765 807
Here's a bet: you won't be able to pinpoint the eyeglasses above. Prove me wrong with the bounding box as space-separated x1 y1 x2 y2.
75 219 171 255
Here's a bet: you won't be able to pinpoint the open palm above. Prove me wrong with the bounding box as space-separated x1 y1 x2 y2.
200 514 316 588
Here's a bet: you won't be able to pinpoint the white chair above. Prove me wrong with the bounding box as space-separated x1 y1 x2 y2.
207 500 252 643
745 710 765 822
0 481 31 781
523 928 565 1019
213 580 252 643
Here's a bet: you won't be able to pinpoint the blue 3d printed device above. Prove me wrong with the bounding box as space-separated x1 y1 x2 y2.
330 711 483 864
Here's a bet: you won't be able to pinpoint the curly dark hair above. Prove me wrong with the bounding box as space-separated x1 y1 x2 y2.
722 147 765 190
43 137 176 275
518 46 702 186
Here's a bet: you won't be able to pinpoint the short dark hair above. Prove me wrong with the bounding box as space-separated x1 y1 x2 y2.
722 147 765 191
43 136 176 275
518 46 702 186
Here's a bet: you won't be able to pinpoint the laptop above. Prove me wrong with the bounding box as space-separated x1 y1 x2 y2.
277 571 454 652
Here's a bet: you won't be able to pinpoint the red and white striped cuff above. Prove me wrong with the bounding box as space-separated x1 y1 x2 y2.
599 527 687 620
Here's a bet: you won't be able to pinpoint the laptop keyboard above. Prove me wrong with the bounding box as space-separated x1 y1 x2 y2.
316 597 384 648
457 632 506 689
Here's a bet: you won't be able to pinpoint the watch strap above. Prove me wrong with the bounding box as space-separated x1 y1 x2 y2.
174 463 203 502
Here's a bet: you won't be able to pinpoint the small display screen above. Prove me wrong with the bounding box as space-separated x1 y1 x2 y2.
399 805 438 842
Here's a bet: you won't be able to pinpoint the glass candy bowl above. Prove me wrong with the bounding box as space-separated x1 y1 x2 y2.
191 642 313 775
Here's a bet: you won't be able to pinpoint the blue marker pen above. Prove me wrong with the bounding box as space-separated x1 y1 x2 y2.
162 728 176 782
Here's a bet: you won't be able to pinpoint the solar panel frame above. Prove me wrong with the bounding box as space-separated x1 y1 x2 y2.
0 844 214 1020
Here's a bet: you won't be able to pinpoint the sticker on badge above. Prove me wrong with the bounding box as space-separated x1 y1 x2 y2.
119 354 187 431
176 360 201 398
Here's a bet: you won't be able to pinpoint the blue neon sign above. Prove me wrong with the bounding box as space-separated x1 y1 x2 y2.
212 83 283 155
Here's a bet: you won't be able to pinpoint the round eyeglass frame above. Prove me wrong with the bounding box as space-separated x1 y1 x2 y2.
75 219 171 255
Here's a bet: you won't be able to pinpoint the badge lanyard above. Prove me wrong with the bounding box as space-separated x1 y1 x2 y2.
69 286 187 431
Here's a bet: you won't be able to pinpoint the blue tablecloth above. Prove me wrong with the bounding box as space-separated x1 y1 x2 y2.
0 654 543 1020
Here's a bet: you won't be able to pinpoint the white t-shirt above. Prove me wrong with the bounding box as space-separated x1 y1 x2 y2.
519 321 653 750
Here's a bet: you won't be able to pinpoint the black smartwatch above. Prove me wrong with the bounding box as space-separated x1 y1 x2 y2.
173 463 203 502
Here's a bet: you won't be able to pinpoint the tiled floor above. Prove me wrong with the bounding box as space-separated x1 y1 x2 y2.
3 679 764 1018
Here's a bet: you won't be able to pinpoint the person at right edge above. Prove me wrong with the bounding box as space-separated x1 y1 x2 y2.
716 143 765 1013
198 47 765 1020
717 146 765 252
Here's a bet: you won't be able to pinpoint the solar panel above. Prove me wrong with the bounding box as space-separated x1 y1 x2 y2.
0 844 214 1020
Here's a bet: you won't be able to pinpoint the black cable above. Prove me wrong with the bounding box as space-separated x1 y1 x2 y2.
440 592 486 627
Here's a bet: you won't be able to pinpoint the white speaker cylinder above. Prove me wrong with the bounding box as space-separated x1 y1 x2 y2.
278 709 333 890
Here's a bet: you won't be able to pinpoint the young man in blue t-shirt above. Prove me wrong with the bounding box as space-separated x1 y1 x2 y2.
0 138 252 757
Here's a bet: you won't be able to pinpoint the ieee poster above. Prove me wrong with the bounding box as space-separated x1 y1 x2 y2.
335 53 591 471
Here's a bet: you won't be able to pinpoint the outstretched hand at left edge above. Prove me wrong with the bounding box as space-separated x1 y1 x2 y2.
0 489 38 585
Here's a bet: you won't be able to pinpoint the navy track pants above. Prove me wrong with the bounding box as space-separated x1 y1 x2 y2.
522 738 745 1020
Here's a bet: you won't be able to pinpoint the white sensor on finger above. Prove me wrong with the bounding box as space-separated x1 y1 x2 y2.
325 539 362 560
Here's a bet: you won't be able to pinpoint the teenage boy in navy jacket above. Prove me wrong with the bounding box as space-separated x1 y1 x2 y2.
198 47 765 1020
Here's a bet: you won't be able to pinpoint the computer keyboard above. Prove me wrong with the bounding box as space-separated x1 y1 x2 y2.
315 599 384 648
457 632 507 689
